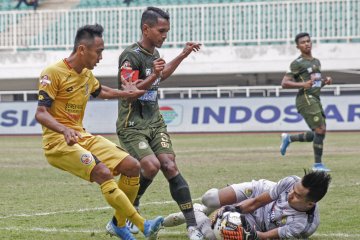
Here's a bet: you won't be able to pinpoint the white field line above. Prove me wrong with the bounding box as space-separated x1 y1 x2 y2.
1 197 360 238
0 198 200 219
0 227 183 236
0 227 359 238
1 180 359 219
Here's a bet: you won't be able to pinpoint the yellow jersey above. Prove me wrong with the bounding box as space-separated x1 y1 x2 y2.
38 59 100 145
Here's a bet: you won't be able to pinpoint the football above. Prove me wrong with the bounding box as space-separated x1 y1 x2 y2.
213 211 243 240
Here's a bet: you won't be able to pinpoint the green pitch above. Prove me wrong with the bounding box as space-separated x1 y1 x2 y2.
0 132 359 239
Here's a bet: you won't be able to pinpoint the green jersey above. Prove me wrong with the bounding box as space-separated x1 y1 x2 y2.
116 43 164 131
285 56 323 112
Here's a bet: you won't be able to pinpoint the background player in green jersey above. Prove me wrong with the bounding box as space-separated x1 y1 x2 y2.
280 32 333 172
35 24 163 240
116 6 203 240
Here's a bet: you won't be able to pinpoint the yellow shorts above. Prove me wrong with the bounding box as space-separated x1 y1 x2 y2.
43 134 129 181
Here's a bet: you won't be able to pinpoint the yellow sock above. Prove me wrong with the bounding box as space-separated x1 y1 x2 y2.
115 175 140 227
100 179 145 230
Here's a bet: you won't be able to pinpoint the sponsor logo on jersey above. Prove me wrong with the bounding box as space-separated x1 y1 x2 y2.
40 75 51 86
307 67 313 73
66 86 73 92
80 153 93 165
65 103 83 114
138 141 148 150
146 68 151 76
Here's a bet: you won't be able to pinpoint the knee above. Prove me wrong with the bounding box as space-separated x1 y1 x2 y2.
315 125 326 134
125 159 140 177
91 163 112 183
141 158 161 178
202 188 220 209
160 158 178 175
114 156 140 177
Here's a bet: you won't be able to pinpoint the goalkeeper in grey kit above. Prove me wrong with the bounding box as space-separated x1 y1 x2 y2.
163 170 331 240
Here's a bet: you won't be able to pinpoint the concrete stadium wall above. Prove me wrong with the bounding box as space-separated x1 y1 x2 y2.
0 43 360 81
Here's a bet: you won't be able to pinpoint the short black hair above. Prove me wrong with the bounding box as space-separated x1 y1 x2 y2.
302 169 331 202
295 32 310 45
73 24 104 53
140 6 169 31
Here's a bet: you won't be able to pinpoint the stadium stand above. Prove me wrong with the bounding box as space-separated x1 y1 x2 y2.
75 0 291 8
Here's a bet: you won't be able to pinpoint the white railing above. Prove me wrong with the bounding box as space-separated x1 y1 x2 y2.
158 84 360 99
1 84 359 102
0 0 359 51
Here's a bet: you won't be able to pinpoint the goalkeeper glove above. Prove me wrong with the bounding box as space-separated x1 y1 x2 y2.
211 205 241 229
221 225 259 240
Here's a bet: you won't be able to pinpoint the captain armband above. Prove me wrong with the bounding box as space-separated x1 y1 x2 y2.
91 85 102 98
38 90 53 108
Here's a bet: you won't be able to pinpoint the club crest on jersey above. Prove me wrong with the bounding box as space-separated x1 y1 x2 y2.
40 75 51 86
146 68 151 76
307 67 313 73
244 188 253 197
80 153 93 165
138 141 148 150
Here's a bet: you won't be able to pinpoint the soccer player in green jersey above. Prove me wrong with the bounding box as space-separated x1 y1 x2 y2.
116 6 203 240
280 32 333 172
35 24 164 240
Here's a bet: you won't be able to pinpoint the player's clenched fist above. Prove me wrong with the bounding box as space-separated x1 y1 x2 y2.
153 58 165 77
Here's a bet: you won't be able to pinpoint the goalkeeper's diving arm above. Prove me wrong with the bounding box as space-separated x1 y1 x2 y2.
235 192 280 239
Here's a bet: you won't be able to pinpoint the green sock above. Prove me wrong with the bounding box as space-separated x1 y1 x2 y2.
290 131 314 142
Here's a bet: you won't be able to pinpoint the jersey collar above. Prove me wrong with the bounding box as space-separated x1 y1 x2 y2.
136 42 156 56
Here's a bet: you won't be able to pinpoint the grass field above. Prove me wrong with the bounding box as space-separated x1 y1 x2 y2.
0 132 359 240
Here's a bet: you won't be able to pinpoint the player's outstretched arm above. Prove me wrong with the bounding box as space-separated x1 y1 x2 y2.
160 42 201 81
235 192 273 214
98 84 145 100
35 106 82 146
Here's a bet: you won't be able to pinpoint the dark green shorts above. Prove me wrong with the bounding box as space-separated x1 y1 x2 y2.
299 102 326 130
117 125 175 160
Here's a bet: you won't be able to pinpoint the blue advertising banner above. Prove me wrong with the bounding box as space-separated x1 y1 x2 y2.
1 96 359 134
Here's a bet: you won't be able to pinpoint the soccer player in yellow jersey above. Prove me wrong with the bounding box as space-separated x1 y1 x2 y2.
35 24 163 240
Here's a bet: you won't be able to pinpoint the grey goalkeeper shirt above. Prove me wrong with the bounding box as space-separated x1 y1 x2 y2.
265 176 319 239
